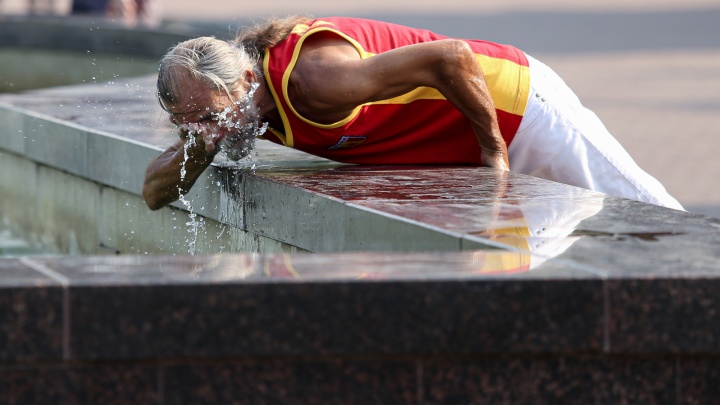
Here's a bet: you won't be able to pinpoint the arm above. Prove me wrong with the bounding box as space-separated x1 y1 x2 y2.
142 137 215 211
293 36 509 169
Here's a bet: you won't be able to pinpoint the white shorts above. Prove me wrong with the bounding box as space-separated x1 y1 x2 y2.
508 54 684 210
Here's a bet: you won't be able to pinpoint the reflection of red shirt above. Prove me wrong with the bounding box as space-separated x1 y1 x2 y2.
262 17 530 165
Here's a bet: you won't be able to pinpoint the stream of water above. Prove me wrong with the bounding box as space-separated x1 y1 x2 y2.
173 81 266 255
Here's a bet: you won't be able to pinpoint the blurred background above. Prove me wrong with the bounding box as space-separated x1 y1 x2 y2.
2 0 719 217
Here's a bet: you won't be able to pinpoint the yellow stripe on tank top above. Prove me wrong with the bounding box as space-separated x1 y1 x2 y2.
263 49 295 147
374 55 530 116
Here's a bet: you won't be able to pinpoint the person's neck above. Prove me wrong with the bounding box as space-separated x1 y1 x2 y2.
254 76 282 130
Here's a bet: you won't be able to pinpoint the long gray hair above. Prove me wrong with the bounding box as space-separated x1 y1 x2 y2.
157 15 310 111
157 37 254 110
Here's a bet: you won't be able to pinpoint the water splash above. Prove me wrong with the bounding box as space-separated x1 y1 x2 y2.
218 170 244 253
172 81 270 254
215 82 268 162
177 137 204 255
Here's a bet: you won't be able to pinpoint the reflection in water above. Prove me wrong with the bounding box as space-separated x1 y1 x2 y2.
473 195 605 269
253 196 606 278
113 192 605 281
259 252 538 279
569 229 683 242
150 185 607 279
256 200 603 280
167 255 259 281
268 168 607 274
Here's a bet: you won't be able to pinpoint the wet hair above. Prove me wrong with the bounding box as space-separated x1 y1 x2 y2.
157 15 310 111
235 15 311 62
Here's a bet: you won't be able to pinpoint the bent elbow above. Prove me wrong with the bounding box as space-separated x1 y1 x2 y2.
145 199 164 211
142 184 166 211
143 198 164 212
442 40 474 63
438 40 478 80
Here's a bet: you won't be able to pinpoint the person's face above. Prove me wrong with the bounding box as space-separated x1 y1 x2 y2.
166 75 265 160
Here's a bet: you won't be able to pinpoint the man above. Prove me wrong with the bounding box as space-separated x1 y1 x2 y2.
142 16 683 211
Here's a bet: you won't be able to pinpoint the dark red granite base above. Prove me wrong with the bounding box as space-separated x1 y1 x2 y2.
3 354 719 404
3 252 720 404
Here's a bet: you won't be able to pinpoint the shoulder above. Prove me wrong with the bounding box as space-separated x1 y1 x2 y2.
292 31 362 90
295 31 361 71
287 33 363 117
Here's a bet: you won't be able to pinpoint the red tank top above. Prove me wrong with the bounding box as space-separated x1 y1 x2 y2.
262 17 530 165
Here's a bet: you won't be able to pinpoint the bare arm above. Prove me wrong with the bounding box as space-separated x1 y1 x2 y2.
142 138 215 211
293 36 509 169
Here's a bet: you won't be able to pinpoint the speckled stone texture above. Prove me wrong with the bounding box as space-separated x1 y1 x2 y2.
164 360 418 405
607 278 720 353
3 27 720 403
0 259 63 362
2 246 720 404
3 164 720 403
680 356 720 405
423 355 678 405
4 365 159 405
25 254 602 360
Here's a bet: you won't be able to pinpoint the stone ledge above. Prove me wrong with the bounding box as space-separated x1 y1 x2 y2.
2 17 720 403
5 354 717 404
4 251 720 364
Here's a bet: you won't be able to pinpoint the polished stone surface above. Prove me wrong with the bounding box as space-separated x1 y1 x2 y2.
3 33 720 404
164 360 417 405
0 259 63 362
3 364 159 405
243 165 715 260
2 248 718 404
423 355 678 404
15 253 600 360
4 73 720 364
3 75 713 257
680 356 720 405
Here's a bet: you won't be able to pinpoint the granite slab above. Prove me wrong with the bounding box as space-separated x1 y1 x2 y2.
2 15 720 405
422 354 677 404
3 46 720 366
18 253 603 361
253 166 604 202
5 364 159 405
0 259 63 362
680 356 720 405
164 360 417 405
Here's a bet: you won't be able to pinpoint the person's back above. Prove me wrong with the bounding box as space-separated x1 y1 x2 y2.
261 17 528 166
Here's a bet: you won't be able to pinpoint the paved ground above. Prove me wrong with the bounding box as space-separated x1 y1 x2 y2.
3 0 720 217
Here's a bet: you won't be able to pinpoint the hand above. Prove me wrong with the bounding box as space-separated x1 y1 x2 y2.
177 122 225 160
481 148 510 171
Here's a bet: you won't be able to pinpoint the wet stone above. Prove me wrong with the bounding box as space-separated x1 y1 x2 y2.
2 37 720 403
